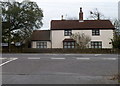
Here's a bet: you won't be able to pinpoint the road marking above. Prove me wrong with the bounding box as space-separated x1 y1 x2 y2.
95 54 102 56
102 58 117 60
51 58 65 60
76 58 90 60
0 58 7 60
28 57 40 60
0 58 18 66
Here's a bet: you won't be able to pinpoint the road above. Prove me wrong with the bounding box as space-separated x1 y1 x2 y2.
1 54 119 84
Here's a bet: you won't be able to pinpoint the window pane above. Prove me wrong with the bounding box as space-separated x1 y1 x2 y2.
68 42 70 45
36 42 47 48
45 42 47 45
44 46 47 48
68 46 71 48
72 42 74 44
92 29 100 35
64 30 72 36
64 46 67 48
91 41 102 48
72 46 74 48
64 42 67 45
63 41 75 49
95 46 98 48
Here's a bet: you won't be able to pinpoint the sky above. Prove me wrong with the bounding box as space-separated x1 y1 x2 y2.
2 0 120 30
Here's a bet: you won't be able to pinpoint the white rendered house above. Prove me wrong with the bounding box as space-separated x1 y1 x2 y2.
31 8 115 49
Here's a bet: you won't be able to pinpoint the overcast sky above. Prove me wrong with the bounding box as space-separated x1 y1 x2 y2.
34 0 119 30
2 0 120 29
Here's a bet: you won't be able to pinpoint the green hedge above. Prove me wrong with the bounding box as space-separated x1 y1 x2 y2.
3 48 119 54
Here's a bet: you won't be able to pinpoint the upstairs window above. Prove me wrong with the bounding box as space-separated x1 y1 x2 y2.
64 30 72 36
37 42 47 48
92 29 100 36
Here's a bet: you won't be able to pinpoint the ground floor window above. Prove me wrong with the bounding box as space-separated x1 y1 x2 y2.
63 42 75 48
91 41 102 48
36 42 47 48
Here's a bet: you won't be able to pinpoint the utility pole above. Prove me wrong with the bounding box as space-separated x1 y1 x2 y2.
8 0 11 52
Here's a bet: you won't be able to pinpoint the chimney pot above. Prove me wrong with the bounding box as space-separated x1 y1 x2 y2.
79 7 83 21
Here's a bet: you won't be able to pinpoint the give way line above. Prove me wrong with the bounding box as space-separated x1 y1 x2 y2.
0 58 18 66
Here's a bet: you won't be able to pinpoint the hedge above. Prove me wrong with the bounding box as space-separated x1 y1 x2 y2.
2 47 120 54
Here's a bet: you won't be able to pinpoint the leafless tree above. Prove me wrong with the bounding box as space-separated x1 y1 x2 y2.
88 8 105 20
113 19 120 31
71 32 91 49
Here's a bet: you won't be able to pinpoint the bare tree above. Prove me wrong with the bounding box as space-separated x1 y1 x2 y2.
111 19 120 49
88 8 105 20
71 32 91 49
113 19 120 33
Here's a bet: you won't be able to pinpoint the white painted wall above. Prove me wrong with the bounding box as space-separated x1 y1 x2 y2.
91 30 113 48
31 41 36 48
31 41 51 48
51 30 64 48
47 41 51 48
51 29 114 48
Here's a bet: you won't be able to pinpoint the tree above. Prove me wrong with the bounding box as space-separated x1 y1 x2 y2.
111 32 120 49
113 19 120 35
1 1 43 43
111 19 120 49
88 8 105 20
71 32 91 49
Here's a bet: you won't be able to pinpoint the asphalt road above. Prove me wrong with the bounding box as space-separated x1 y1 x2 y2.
1 54 119 84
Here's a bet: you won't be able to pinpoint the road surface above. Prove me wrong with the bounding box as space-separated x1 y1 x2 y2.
1 54 119 84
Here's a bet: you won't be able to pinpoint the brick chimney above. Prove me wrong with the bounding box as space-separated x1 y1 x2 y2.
79 7 83 21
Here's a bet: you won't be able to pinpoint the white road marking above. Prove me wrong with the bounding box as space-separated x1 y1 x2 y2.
102 58 117 60
76 58 90 60
65 54 72 55
51 58 65 60
0 58 7 60
28 57 40 60
95 54 102 56
0 58 18 66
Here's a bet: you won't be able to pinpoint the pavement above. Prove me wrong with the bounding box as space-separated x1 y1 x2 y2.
1 54 119 84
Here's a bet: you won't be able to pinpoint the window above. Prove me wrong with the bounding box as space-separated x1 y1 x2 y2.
36 42 47 48
92 29 100 36
64 30 72 36
63 42 75 48
91 41 102 48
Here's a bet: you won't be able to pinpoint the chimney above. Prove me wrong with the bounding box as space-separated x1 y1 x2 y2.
79 7 83 21
61 15 64 20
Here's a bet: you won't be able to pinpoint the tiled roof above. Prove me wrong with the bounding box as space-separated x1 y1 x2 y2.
63 39 75 42
31 30 50 41
51 20 115 30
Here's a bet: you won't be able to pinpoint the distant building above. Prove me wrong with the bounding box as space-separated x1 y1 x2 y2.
31 8 115 49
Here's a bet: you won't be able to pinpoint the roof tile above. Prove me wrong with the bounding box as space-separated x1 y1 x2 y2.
51 20 115 30
31 30 50 41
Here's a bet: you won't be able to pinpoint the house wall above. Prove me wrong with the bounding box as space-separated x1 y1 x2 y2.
51 29 114 48
51 30 64 48
31 41 51 48
31 41 36 48
91 30 113 48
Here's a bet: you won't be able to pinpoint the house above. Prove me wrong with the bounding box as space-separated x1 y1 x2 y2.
31 7 115 49
31 30 51 48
